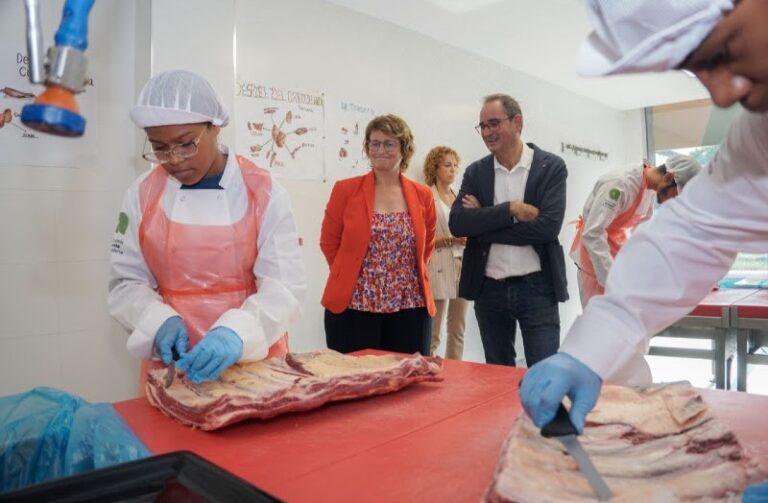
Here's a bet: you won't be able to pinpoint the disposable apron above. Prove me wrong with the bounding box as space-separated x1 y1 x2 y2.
571 170 650 306
137 155 288 391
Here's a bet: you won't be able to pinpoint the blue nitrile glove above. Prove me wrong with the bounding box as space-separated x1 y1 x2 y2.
744 480 768 502
175 327 243 384
520 352 602 434
154 316 189 365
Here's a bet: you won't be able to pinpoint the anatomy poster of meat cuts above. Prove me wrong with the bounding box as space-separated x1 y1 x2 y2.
0 0 99 168
234 79 325 180
324 98 375 181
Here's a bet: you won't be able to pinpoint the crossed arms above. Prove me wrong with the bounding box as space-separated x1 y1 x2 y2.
448 161 567 246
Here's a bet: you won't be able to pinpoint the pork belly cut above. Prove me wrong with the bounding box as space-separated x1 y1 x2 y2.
146 350 442 430
486 382 766 502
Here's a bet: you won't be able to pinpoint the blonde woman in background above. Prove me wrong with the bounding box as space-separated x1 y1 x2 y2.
423 146 468 359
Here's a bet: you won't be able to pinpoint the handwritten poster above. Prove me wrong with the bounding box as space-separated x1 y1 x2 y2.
234 79 325 180
324 98 375 181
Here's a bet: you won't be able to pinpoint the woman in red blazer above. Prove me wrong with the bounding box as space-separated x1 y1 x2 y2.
320 114 436 355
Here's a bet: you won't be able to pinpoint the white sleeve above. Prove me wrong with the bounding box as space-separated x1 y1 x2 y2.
108 178 180 360
561 111 768 382
212 180 307 361
581 179 633 285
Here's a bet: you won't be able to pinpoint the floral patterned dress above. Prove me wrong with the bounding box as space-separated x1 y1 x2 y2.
349 211 426 313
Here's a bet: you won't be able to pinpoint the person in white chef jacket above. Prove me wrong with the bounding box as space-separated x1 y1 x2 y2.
109 70 306 389
520 1 768 499
572 156 701 307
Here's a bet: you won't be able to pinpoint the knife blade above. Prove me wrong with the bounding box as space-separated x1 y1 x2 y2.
541 402 613 501
164 346 181 388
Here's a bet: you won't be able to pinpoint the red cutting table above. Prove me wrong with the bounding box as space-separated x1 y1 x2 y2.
114 357 768 502
685 288 760 318
651 288 760 389
734 290 768 320
732 289 768 390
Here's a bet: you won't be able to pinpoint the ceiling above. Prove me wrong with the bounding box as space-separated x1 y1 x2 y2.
324 0 711 111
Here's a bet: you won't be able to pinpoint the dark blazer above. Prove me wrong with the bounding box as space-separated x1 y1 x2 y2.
448 143 569 302
320 171 437 315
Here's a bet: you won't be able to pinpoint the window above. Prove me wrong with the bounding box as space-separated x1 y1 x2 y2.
648 101 767 282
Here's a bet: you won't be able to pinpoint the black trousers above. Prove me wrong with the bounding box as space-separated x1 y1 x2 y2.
324 308 432 356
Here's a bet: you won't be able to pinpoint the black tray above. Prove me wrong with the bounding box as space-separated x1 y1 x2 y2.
0 450 281 503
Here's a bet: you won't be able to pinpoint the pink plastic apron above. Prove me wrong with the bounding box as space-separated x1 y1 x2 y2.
571 170 650 305
137 155 288 391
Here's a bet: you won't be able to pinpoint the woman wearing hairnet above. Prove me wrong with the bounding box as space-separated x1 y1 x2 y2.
520 0 768 499
109 70 306 389
571 155 701 307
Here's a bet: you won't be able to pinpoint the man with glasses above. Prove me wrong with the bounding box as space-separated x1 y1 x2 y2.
449 93 568 368
572 155 701 307
109 70 306 391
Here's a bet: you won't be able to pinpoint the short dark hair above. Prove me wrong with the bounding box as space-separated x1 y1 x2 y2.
483 93 522 119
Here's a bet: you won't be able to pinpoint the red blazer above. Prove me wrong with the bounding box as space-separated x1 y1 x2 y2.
320 171 436 316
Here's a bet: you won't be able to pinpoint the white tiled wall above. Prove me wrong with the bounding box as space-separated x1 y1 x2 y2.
0 262 60 338
0 0 644 403
0 0 148 402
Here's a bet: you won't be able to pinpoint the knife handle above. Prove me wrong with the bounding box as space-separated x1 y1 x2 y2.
541 402 578 438
170 346 180 362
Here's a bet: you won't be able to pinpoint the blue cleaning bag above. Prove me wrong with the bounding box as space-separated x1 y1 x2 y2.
0 387 150 492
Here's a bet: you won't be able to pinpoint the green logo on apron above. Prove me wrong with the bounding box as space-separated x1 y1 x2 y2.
116 212 129 235
609 188 621 201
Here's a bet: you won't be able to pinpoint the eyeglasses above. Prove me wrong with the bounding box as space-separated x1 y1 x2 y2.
657 180 678 203
368 140 400 152
142 126 208 163
475 116 511 134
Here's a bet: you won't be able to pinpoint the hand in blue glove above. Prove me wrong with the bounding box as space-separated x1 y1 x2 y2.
154 316 189 365
744 480 768 502
175 327 243 384
519 352 602 433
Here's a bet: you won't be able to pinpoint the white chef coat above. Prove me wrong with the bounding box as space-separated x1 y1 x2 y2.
561 110 768 385
485 142 542 279
572 165 655 285
108 145 306 361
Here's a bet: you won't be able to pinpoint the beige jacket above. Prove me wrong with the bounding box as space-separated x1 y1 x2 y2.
427 185 464 300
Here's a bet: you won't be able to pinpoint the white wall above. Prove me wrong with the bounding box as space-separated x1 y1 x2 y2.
0 0 150 401
0 0 643 402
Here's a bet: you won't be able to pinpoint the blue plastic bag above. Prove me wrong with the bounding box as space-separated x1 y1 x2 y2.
0 387 150 492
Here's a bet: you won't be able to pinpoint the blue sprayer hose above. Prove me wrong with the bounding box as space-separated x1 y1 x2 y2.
54 0 95 51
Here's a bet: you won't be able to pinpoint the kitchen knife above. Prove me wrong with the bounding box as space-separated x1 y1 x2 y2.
541 402 613 501
164 346 181 388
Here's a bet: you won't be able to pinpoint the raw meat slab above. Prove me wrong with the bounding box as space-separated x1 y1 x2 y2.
146 350 442 430
486 383 767 502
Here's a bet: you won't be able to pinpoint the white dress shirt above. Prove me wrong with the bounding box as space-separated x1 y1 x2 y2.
485 142 542 279
561 111 768 385
108 145 306 361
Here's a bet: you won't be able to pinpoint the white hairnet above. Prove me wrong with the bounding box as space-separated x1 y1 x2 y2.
578 0 734 76
130 70 229 128
665 155 702 190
